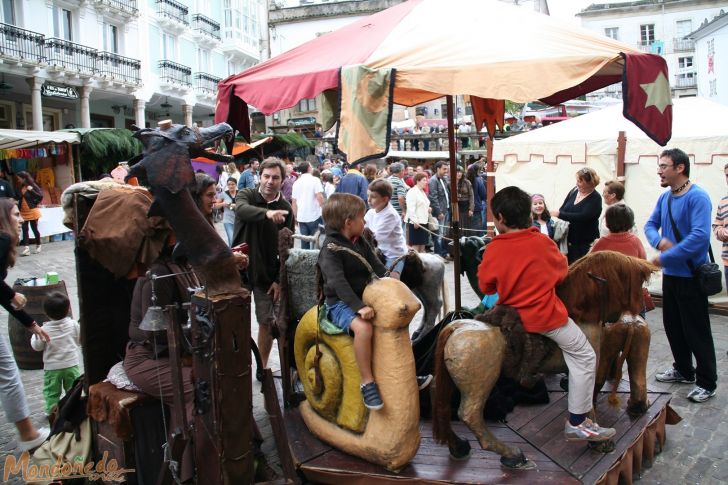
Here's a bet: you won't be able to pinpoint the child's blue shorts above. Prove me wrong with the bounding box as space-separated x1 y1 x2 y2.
326 300 358 332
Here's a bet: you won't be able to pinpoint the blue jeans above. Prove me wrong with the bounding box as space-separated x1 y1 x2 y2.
223 222 234 246
299 217 322 250
433 212 450 257
472 209 485 237
326 300 358 332
386 256 405 274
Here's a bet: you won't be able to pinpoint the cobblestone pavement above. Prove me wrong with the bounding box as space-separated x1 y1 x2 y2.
1 236 727 484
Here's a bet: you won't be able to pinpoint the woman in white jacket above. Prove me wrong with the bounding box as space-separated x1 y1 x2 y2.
405 173 431 253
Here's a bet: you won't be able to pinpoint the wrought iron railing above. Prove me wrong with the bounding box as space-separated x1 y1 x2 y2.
673 38 695 52
194 72 221 96
98 51 141 84
674 75 696 88
0 22 45 64
45 37 97 75
159 59 192 86
98 0 139 15
192 14 221 40
156 0 189 25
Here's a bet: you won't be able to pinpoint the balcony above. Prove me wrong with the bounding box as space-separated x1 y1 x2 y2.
194 72 221 102
674 75 697 89
45 37 97 76
157 0 189 33
90 0 139 20
159 60 191 90
192 14 221 47
673 38 695 53
97 51 141 85
0 22 46 65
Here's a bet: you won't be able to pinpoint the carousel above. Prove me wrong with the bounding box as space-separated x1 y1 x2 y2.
65 1 680 484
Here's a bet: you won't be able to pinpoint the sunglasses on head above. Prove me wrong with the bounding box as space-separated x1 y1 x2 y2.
579 168 592 181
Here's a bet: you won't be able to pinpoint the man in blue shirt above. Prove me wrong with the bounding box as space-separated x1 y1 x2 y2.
644 148 717 403
238 158 260 190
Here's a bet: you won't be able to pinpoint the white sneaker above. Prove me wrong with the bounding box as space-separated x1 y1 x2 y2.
20 246 30 256
34 246 41 254
17 427 50 451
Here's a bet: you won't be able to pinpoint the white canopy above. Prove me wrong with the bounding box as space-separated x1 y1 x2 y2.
493 97 728 298
0 129 80 150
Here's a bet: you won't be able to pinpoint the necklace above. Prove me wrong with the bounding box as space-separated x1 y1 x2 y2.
672 179 690 194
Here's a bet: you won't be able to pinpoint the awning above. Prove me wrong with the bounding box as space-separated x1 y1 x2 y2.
0 129 80 150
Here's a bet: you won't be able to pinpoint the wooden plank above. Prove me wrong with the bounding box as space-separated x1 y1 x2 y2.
515 393 568 442
578 393 672 484
506 391 567 430
261 370 300 483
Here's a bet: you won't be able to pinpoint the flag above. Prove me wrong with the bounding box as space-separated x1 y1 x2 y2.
621 53 672 146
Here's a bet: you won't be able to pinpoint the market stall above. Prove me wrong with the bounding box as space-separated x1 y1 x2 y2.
0 129 80 238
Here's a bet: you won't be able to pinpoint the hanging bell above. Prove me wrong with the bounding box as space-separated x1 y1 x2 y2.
139 305 166 332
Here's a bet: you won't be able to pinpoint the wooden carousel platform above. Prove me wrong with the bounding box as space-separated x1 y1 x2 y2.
263 373 677 485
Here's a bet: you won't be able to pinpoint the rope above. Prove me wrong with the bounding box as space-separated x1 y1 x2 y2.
326 243 377 280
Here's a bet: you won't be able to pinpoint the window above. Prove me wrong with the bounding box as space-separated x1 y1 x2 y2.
197 47 210 72
678 56 693 69
227 60 239 76
676 19 692 38
298 98 316 112
1 0 15 24
604 27 619 40
640 24 654 46
103 23 118 53
162 32 177 61
53 6 73 41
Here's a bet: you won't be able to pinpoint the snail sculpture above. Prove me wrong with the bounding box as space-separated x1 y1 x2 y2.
294 277 422 471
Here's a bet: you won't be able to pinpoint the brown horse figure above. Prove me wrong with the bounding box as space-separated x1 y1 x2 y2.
432 251 656 468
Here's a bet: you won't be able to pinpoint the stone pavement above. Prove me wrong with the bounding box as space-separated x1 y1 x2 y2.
0 236 727 484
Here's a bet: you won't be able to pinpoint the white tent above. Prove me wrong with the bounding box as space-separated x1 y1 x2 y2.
493 97 728 298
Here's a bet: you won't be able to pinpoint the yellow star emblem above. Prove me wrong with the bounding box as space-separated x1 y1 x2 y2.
640 72 672 114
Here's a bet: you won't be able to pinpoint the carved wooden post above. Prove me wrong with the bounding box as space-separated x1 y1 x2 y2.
190 291 252 484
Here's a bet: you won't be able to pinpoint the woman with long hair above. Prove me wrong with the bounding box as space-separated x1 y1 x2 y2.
16 171 43 256
531 194 556 239
0 198 50 450
467 164 486 236
456 166 474 231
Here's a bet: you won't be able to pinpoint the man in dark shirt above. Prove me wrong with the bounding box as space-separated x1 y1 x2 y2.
233 157 295 369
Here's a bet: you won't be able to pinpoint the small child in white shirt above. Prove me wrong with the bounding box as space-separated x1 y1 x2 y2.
365 178 409 279
30 292 81 414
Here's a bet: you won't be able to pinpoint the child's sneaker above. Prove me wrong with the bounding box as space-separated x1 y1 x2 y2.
687 386 716 403
417 375 433 390
20 246 30 256
564 418 615 442
361 382 383 410
655 367 695 383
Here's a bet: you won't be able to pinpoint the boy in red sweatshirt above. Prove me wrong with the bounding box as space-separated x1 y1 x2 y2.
477 186 615 442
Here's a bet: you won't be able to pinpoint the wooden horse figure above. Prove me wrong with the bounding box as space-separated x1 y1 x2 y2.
432 251 656 468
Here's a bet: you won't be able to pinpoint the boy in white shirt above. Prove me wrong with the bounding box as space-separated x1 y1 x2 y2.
31 292 81 414
365 179 408 279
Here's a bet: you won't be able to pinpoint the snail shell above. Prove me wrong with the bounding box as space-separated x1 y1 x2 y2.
294 306 368 433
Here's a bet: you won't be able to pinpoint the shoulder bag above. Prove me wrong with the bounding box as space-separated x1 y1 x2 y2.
667 196 722 296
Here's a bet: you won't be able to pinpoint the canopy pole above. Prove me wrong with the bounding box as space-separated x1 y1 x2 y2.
616 130 626 182
485 136 495 237
446 95 461 312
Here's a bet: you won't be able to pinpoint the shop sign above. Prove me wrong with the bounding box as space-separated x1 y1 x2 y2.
287 116 316 126
41 84 79 100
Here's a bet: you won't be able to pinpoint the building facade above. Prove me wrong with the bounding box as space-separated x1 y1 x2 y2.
690 10 728 106
0 0 265 131
577 0 728 101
